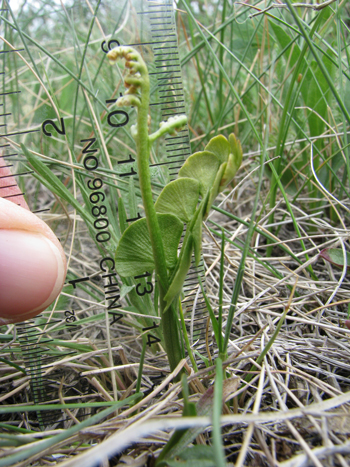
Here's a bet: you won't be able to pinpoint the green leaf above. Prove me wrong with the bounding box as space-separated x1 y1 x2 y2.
204 164 226 218
319 248 350 271
164 234 194 310
164 446 216 467
118 196 128 235
219 150 242 191
155 178 200 223
120 283 135 299
178 151 220 196
228 133 243 164
181 374 197 417
115 214 183 277
204 134 230 164
190 204 204 266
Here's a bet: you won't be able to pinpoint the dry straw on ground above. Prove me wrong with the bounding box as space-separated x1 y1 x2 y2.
1 141 350 467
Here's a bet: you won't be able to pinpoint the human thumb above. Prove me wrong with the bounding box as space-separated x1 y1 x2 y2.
0 197 67 325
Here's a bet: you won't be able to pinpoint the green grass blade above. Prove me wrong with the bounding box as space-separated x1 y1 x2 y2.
0 394 141 467
212 358 226 467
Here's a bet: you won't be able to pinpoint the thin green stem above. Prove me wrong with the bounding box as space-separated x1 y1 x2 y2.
212 358 226 467
179 299 198 372
218 229 225 356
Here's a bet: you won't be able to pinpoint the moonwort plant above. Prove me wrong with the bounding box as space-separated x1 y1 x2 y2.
107 46 243 372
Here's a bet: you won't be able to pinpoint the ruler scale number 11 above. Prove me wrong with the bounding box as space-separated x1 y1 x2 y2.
0 0 206 427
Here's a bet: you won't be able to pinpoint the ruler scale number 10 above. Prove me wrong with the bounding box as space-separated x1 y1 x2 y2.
0 0 206 427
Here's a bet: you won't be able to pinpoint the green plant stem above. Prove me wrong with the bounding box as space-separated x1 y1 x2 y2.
134 65 183 373
179 299 198 372
212 358 226 467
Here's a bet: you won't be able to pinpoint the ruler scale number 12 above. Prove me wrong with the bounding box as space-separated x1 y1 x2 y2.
0 0 206 427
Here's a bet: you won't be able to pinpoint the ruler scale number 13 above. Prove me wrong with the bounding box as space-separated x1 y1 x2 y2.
0 0 206 427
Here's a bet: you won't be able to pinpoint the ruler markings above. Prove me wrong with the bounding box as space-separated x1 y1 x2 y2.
165 146 189 152
20 340 49 347
165 157 185 163
162 111 186 118
2 192 25 199
157 80 182 86
150 70 181 75
20 331 54 339
150 19 172 23
153 46 177 50
150 21 173 25
166 142 189 148
0 129 40 137
166 146 190 151
0 48 24 54
138 10 172 14
0 90 21 96
154 52 179 56
166 160 185 166
0 183 17 189
155 58 180 63
165 135 189 141
168 153 191 158
22 351 46 359
161 105 186 111
191 309 207 316
150 17 172 21
0 170 34 178
151 30 175 34
151 28 175 32
152 35 177 40
166 146 191 151
156 65 180 69
159 94 184 99
158 76 182 81
185 271 202 279
186 270 205 279
165 135 190 146
147 1 170 5
167 165 183 171
149 160 182 167
126 40 176 47
190 326 207 333
159 91 183 96
32 208 51 213
21 335 54 342
151 100 183 107
41 355 75 365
